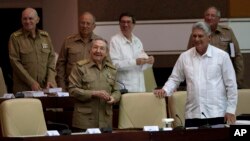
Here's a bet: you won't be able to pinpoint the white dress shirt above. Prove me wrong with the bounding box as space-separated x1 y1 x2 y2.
109 33 152 92
163 44 237 119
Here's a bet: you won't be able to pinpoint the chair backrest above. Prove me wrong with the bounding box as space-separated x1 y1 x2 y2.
0 67 7 97
118 92 167 129
144 67 157 92
0 98 47 137
168 91 187 128
236 89 250 116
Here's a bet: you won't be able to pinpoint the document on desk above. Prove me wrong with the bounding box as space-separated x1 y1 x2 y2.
235 120 250 125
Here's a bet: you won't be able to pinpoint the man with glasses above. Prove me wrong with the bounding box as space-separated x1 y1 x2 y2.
187 6 244 88
109 12 154 92
56 12 101 91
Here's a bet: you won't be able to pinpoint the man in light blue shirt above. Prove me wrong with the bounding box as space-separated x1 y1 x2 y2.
154 21 237 127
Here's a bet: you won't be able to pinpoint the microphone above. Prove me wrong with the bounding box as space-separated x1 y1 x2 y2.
106 75 128 94
47 121 72 135
173 114 185 130
199 112 211 129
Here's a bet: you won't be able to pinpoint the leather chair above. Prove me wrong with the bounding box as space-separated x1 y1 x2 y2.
144 67 157 92
236 89 250 116
0 67 7 97
0 98 47 137
118 92 167 129
168 91 187 128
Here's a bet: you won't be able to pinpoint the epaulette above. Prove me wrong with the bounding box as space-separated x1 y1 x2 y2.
65 34 78 40
220 24 231 30
77 59 90 66
39 30 49 36
13 31 22 37
106 62 116 70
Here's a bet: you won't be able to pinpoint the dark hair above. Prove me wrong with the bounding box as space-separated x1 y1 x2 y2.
119 12 136 24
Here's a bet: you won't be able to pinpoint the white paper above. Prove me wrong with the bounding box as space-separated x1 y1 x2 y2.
229 43 235 57
85 128 101 134
143 126 159 131
22 91 46 97
43 88 62 93
235 120 250 125
46 130 60 136
56 92 69 97
2 93 15 99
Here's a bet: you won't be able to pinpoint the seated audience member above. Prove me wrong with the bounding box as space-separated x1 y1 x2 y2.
8 8 56 94
109 12 154 92
187 6 244 88
56 12 101 92
154 21 237 128
68 38 121 131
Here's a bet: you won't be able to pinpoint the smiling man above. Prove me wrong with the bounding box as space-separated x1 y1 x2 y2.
187 6 244 88
154 21 238 128
109 12 154 92
68 38 121 131
9 7 56 93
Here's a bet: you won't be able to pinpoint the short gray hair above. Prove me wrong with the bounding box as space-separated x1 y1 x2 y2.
192 21 211 36
205 6 221 18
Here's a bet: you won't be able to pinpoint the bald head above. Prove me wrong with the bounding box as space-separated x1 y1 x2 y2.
22 8 40 32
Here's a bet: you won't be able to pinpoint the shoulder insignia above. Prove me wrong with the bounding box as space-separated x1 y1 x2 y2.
106 62 116 70
220 25 230 30
39 30 49 36
13 31 22 37
77 59 89 66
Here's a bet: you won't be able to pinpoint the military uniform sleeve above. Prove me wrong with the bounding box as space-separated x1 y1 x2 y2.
68 63 93 102
8 34 37 87
56 40 68 91
45 34 57 86
229 29 244 88
108 64 121 102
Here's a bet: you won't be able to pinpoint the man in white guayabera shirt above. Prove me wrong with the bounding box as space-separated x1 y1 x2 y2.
154 21 237 128
109 12 154 92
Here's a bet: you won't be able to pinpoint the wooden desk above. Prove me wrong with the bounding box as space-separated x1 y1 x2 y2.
0 128 230 141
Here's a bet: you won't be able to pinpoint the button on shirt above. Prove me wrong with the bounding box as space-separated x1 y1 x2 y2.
163 45 237 119
109 33 152 92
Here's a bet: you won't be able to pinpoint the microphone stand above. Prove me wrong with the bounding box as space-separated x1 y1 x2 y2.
174 114 185 130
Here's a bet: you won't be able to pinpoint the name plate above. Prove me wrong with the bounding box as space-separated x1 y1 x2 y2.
56 92 69 97
143 126 159 132
85 128 101 134
47 130 60 136
2 93 15 99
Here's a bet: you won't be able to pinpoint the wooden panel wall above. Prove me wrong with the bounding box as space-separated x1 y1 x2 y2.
78 0 228 21
229 0 250 18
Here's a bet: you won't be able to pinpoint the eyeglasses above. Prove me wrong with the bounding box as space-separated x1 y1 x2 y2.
120 20 133 25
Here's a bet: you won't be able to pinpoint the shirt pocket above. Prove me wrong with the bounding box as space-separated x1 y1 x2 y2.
81 75 95 90
41 48 51 62
207 64 220 80
20 46 34 63
76 107 92 114
68 46 82 64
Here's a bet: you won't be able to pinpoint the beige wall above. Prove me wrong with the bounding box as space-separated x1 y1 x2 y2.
42 0 78 53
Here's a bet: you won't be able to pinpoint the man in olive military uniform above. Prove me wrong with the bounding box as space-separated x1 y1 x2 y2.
9 8 56 94
56 12 101 92
187 6 244 88
68 38 121 131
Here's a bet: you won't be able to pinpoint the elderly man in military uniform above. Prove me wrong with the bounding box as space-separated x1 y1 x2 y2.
56 12 102 92
68 38 121 131
9 8 56 94
187 6 244 88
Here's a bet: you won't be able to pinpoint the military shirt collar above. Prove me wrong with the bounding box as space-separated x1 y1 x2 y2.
22 28 41 38
76 32 99 42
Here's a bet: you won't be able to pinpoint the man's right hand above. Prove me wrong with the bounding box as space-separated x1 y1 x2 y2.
153 89 166 98
92 90 111 101
31 82 42 91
